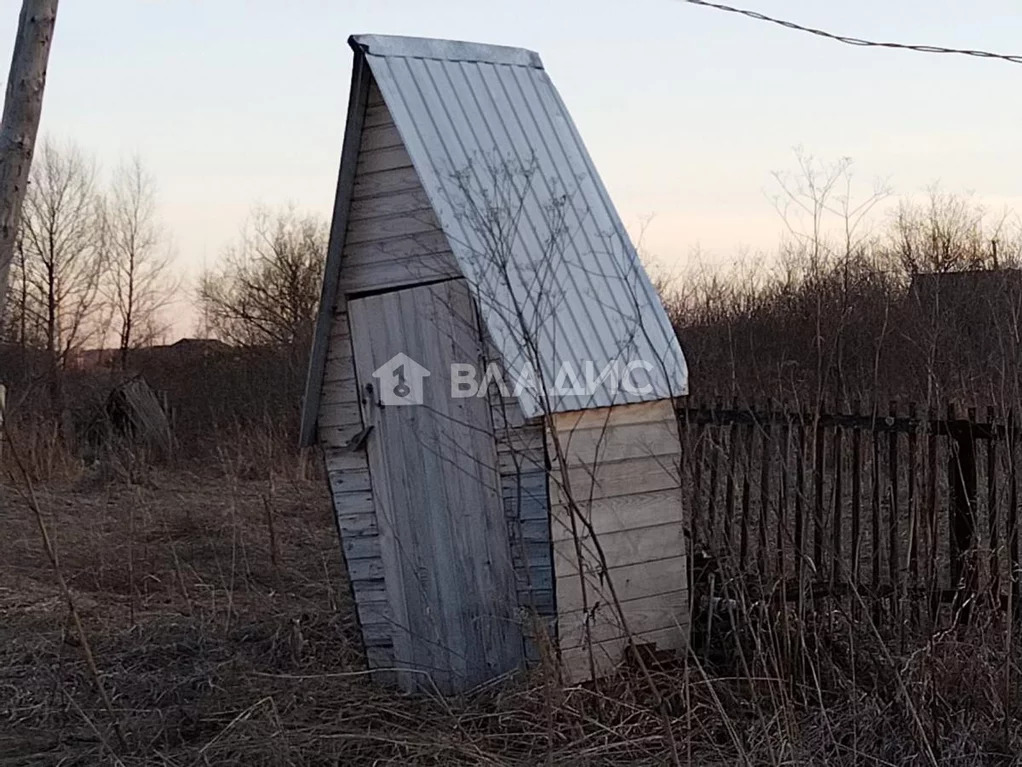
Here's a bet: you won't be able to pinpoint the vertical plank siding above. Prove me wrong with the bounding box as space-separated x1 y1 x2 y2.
347 280 522 693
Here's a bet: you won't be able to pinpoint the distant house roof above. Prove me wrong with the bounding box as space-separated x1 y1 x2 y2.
909 268 1022 317
302 35 688 440
166 337 233 354
909 268 1022 297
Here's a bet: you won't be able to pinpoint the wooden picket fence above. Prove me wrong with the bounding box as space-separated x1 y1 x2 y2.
678 400 1022 628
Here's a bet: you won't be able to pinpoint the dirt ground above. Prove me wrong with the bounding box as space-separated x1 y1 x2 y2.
5 470 1020 766
0 472 368 764
1 471 690 766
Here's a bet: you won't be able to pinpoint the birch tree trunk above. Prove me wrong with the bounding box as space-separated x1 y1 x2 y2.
0 0 59 319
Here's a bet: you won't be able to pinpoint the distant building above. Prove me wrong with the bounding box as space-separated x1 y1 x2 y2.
908 268 1022 326
66 338 233 372
155 338 233 360
909 268 1022 303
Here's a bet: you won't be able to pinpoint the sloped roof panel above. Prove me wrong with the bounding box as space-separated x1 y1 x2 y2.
349 34 688 416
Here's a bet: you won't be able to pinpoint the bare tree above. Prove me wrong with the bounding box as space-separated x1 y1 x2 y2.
0 0 59 319
0 230 46 393
770 148 890 279
17 139 106 386
106 155 175 367
197 205 327 347
889 185 1011 274
1 231 32 344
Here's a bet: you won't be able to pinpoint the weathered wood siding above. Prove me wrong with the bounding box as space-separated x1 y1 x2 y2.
486 339 555 662
340 79 459 295
316 73 470 678
318 298 395 669
547 400 689 682
347 279 522 693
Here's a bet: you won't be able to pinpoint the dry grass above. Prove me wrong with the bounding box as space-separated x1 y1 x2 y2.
2 468 1022 765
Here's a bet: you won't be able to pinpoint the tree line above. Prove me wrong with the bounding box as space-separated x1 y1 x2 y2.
2 140 175 375
5 142 1020 443
663 152 1022 409
0 139 329 388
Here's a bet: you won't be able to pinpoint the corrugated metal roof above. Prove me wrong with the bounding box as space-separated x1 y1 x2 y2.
352 35 688 416
304 34 688 434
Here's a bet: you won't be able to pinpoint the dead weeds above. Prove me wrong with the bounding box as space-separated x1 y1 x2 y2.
3 474 1022 765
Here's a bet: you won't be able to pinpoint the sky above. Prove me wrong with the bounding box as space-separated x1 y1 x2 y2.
2 0 1021 337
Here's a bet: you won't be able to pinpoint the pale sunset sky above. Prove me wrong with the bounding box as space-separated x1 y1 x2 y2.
2 1 1021 337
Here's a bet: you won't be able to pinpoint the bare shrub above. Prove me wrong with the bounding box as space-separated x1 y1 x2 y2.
197 205 327 348
666 172 1022 408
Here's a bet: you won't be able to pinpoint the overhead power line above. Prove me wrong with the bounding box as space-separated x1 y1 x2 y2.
680 0 1022 65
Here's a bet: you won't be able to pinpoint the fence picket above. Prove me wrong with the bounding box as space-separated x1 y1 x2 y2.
889 401 901 622
778 413 791 579
851 401 862 618
832 416 843 588
690 401 706 549
1009 410 1019 611
872 424 883 625
723 399 739 559
739 415 752 572
706 400 723 549
927 406 939 624
676 399 1018 629
758 404 771 577
814 418 825 583
795 422 806 590
988 405 999 598
908 402 919 625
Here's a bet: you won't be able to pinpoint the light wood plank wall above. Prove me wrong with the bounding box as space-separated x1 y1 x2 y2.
319 306 396 668
317 75 461 672
547 400 689 682
348 281 521 692
340 79 459 295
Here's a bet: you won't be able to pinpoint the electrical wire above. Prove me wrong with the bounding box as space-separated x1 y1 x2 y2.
679 0 1022 65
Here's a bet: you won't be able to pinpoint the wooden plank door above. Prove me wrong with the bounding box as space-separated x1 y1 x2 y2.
348 278 522 692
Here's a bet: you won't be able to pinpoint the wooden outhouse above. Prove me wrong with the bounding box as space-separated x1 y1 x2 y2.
301 34 690 692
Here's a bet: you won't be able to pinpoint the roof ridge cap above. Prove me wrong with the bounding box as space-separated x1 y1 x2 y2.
349 34 543 69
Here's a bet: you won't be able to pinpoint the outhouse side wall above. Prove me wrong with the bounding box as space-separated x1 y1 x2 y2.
485 341 556 662
547 400 689 682
318 303 393 669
